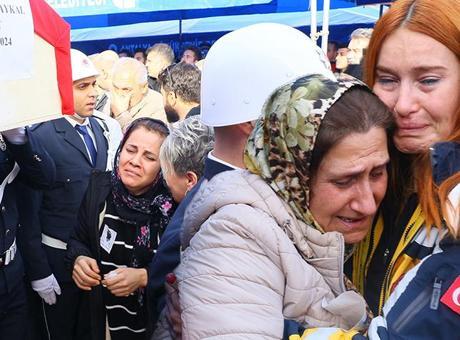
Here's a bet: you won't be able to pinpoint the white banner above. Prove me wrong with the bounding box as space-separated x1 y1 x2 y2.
0 35 63 131
0 0 34 81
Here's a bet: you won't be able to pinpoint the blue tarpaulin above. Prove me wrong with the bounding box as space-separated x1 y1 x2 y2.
47 0 273 16
49 0 363 29
45 0 389 55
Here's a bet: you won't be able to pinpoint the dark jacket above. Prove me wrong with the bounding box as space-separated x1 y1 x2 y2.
1 131 56 293
148 76 160 93
368 237 460 340
185 105 200 119
66 171 111 340
67 170 171 340
25 117 108 282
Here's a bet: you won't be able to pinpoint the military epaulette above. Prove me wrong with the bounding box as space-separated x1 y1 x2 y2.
28 123 45 131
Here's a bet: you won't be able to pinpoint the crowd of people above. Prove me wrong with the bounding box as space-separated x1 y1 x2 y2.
0 0 458 339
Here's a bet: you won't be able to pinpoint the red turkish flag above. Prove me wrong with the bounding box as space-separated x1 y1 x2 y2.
29 0 73 115
440 276 460 315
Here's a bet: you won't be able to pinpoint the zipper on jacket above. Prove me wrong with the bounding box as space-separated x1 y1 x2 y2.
377 220 417 314
430 277 443 310
337 234 346 293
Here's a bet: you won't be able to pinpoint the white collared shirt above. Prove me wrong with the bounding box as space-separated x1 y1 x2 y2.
207 151 241 170
65 116 98 163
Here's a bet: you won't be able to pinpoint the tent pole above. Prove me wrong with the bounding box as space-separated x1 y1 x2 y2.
310 0 317 44
321 0 330 54
179 16 183 51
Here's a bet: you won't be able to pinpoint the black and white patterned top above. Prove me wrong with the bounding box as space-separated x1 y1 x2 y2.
100 198 162 340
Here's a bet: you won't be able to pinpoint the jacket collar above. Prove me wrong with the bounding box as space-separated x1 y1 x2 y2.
53 117 107 170
203 156 234 180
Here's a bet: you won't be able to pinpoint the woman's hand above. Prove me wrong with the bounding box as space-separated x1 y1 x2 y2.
72 256 101 291
102 268 147 297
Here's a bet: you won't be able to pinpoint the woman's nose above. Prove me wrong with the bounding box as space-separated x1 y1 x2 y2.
393 82 419 117
350 182 377 216
129 153 142 166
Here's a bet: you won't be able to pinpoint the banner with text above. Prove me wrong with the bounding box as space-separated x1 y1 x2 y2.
0 0 73 131
0 0 34 81
46 0 271 17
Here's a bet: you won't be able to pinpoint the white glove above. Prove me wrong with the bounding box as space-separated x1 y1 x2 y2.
1 127 27 145
31 274 62 305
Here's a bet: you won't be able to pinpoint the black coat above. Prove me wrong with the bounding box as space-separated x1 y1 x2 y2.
66 170 110 340
67 170 170 340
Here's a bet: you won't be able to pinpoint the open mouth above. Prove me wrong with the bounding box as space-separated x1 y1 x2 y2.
338 216 367 228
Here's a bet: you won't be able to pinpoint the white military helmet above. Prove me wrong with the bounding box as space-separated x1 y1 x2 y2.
71 49 99 82
200 23 335 127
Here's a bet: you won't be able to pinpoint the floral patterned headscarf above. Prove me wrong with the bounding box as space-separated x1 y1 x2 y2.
244 74 367 231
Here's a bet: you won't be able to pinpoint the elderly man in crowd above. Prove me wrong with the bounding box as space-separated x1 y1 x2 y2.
145 43 175 92
158 62 201 123
110 57 167 130
88 50 123 170
91 50 119 115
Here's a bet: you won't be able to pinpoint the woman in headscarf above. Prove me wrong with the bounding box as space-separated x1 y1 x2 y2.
66 118 176 340
174 74 394 339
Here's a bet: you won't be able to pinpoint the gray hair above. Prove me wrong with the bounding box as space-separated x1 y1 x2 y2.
160 116 214 178
146 43 175 64
350 28 373 40
112 57 147 85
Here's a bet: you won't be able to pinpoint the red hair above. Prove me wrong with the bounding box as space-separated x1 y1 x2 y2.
365 0 460 237
365 0 460 87
417 116 460 238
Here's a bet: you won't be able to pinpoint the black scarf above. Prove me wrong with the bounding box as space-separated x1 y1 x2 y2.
109 168 175 312
110 169 175 268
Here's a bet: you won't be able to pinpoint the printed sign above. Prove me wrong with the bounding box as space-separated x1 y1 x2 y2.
46 0 271 17
0 0 34 81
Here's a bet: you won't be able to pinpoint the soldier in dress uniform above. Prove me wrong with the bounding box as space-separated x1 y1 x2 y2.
24 49 109 340
0 127 56 339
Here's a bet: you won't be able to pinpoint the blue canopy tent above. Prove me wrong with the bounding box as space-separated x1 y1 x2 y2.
47 0 391 56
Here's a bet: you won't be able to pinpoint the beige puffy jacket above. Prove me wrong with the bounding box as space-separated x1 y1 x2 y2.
175 170 367 340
